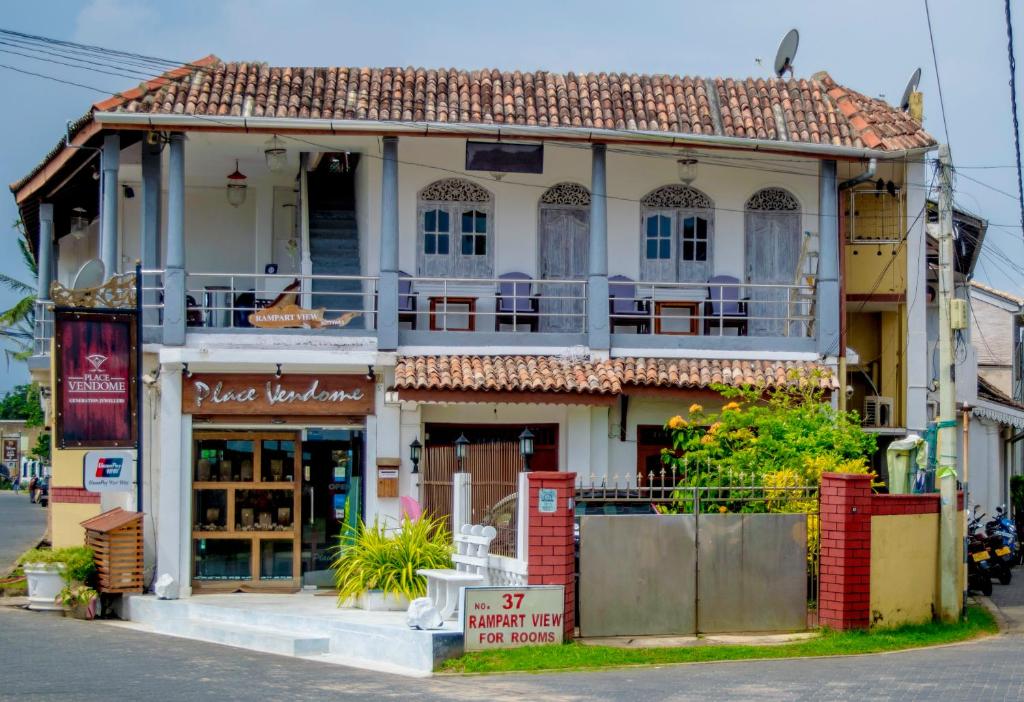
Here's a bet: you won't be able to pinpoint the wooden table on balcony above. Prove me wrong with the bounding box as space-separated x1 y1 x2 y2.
654 300 701 335
428 295 477 331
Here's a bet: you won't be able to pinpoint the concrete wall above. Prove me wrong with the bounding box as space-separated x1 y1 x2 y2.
869 512 938 626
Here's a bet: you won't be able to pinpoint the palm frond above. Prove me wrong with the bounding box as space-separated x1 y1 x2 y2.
14 223 37 277
0 296 35 327
0 273 33 296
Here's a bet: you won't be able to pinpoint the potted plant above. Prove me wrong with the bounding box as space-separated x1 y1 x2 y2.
56 584 98 620
18 546 96 613
331 515 451 611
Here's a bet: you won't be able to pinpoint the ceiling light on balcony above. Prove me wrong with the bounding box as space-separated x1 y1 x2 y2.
264 136 288 173
226 160 248 207
69 207 89 240
676 156 698 185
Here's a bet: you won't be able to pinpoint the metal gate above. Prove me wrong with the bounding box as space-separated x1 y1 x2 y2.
422 441 520 525
578 481 817 636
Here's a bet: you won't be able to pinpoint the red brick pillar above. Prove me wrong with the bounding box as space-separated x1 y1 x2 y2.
818 472 872 630
526 471 576 640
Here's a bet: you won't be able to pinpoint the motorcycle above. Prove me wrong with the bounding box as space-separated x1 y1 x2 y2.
966 530 994 596
969 507 1011 587
984 505 1019 567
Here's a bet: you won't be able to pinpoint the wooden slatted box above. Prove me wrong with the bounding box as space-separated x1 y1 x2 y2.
80 508 144 594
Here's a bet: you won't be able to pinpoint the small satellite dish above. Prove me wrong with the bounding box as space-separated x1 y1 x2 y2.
774 29 800 78
900 67 922 111
72 259 105 290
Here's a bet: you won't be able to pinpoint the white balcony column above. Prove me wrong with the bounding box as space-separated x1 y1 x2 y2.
37 203 54 301
378 136 400 350
588 143 610 350
816 159 840 357
163 133 186 346
140 139 162 336
100 133 120 277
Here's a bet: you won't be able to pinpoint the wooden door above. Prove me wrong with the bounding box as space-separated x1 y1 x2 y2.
745 210 800 336
539 207 588 332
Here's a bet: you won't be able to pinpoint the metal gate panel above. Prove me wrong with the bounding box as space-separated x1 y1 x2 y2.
579 514 697 637
697 513 807 633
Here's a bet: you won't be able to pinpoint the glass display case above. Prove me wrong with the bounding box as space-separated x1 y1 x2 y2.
191 432 300 589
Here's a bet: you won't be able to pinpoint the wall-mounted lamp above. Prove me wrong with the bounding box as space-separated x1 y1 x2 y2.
676 156 698 185
182 363 193 378
264 136 288 173
455 433 469 471
519 427 535 472
69 207 89 240
275 363 283 379
409 437 422 475
366 365 376 382
122 185 135 199
226 160 248 207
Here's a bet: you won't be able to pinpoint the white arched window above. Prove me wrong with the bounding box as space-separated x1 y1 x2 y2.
417 178 494 277
639 185 714 282
744 187 801 335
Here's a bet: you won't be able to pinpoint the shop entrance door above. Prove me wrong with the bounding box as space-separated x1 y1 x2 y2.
300 429 364 587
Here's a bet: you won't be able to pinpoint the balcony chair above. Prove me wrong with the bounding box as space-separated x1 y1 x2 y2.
398 271 418 330
495 272 539 332
185 295 204 327
703 275 749 336
609 275 650 334
233 291 256 328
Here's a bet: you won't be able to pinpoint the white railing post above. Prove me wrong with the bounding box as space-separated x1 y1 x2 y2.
452 472 472 533
516 471 530 564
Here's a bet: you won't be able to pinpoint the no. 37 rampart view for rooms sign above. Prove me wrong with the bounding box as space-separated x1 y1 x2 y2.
181 374 375 416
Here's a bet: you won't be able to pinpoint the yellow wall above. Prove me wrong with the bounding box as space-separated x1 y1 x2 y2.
846 309 906 427
845 244 907 296
50 502 101 548
870 513 938 627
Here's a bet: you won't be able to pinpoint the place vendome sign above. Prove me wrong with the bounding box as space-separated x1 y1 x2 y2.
181 373 375 416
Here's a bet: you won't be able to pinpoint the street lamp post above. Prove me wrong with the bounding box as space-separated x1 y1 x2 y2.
519 427 534 472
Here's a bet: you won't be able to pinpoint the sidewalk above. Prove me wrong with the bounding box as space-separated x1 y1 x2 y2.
986 568 1024 634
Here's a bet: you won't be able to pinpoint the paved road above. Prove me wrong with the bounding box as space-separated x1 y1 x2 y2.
1 604 1022 701
0 490 46 573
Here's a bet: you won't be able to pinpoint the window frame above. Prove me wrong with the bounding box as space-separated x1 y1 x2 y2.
416 182 494 279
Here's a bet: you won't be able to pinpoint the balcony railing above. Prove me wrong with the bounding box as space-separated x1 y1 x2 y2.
400 275 588 334
610 280 815 338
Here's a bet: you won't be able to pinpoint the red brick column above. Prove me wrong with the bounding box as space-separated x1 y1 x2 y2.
526 471 576 640
818 472 872 630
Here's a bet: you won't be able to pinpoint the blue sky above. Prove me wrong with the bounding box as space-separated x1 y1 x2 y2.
0 0 1021 393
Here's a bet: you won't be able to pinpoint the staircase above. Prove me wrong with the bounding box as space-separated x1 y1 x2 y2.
307 163 365 328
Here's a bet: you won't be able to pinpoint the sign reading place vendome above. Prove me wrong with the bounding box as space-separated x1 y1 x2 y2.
181 374 375 416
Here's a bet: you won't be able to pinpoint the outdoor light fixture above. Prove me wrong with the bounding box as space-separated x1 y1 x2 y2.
264 136 288 173
182 362 192 378
366 365 376 382
455 433 469 469
122 185 135 199
69 207 89 240
409 437 422 474
226 160 248 207
676 156 698 185
518 427 535 472
275 363 283 379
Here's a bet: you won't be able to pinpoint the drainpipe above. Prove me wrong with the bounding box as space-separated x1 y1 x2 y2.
835 158 878 413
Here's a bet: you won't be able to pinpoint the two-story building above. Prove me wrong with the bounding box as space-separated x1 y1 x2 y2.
11 58 936 595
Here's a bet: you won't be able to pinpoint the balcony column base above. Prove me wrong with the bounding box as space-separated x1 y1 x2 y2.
378 270 399 351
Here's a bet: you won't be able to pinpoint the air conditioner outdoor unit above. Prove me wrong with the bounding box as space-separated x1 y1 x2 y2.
863 396 894 427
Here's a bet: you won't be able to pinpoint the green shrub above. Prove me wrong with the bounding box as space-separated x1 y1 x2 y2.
1011 475 1024 518
331 515 452 603
18 546 96 585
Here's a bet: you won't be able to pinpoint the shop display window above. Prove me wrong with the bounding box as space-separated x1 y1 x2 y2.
194 539 252 580
194 439 255 483
261 439 296 483
193 489 228 531
260 540 294 580
235 489 294 532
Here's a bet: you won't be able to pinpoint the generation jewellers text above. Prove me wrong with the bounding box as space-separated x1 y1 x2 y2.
191 379 365 408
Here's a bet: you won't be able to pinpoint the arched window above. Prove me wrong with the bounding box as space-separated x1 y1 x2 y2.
639 185 714 282
417 178 494 277
744 187 801 336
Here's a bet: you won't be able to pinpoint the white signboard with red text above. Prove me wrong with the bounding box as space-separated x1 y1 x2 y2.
462 585 565 650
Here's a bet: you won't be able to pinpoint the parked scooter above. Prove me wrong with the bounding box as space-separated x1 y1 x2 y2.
969 507 1010 586
966 532 994 596
984 505 1019 567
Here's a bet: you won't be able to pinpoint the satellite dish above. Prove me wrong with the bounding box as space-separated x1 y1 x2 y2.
72 259 106 289
774 29 800 78
900 67 922 111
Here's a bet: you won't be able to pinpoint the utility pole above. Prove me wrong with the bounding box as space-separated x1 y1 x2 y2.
936 144 961 622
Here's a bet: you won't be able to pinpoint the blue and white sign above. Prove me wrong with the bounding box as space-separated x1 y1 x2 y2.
83 450 136 492
538 488 557 513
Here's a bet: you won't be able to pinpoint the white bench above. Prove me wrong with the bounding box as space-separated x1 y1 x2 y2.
417 524 497 620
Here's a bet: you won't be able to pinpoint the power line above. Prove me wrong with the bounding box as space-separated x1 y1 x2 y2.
1004 0 1024 240
923 0 953 151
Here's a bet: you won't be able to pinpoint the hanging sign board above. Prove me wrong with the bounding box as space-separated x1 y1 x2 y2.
463 586 565 650
182 374 375 416
3 438 19 467
83 450 137 492
54 310 138 449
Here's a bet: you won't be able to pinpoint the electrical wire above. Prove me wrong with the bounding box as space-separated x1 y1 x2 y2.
1004 0 1024 241
924 0 953 152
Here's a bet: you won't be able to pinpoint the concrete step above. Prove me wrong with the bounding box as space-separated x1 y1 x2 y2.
155 617 331 657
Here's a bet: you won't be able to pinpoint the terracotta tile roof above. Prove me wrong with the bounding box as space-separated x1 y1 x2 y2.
96 59 930 151
970 280 1024 306
393 355 835 399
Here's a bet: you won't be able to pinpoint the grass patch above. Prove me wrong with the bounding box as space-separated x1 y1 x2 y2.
442 605 997 674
